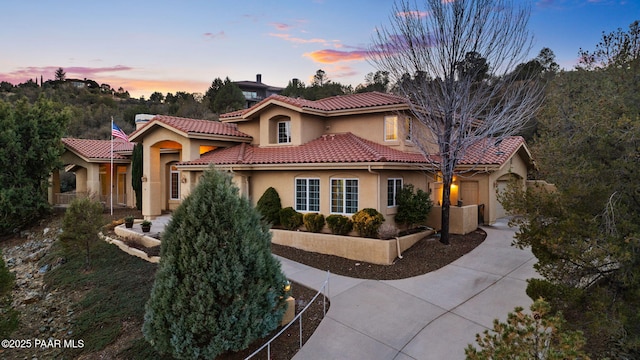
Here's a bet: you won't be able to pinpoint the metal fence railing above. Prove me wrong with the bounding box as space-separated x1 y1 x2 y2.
245 271 331 360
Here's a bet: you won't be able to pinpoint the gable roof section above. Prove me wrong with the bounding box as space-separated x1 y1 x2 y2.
179 132 427 166
427 136 530 169
128 115 252 142
62 138 133 161
220 91 410 120
178 133 530 171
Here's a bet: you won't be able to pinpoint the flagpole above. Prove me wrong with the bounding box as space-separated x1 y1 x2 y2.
110 117 114 216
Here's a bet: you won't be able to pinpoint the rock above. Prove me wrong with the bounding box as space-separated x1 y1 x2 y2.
43 227 50 235
26 249 46 262
24 292 41 304
39 264 50 274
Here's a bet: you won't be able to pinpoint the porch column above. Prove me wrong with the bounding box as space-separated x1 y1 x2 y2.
143 145 162 219
86 165 101 197
48 171 60 205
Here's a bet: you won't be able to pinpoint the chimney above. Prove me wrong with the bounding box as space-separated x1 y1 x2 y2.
256 74 262 83
135 114 156 130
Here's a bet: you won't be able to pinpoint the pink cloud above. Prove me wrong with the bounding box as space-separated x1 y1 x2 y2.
269 33 332 45
0 65 133 84
303 49 368 64
203 31 226 40
270 22 292 31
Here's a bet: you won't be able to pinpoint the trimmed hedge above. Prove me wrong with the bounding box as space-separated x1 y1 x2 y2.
352 208 385 238
303 213 325 233
279 207 303 230
325 214 353 235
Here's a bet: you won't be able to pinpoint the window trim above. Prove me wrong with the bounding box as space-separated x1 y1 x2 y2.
387 178 403 207
404 117 412 142
170 166 180 200
295 178 320 212
330 178 359 214
384 115 398 142
278 120 291 144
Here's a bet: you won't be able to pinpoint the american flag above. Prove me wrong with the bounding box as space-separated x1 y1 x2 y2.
112 122 129 141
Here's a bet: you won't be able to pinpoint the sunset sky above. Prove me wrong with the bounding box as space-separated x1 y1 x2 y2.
1 0 637 99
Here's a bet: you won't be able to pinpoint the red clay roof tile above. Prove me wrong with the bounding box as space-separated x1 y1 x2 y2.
180 133 427 166
179 133 526 169
130 115 251 138
220 92 409 119
62 138 133 160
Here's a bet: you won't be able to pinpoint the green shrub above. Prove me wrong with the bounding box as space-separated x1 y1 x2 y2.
352 208 385 238
394 184 433 229
465 299 588 359
0 248 19 337
303 213 325 233
61 196 105 270
279 207 303 230
256 187 282 225
143 169 288 359
326 214 353 235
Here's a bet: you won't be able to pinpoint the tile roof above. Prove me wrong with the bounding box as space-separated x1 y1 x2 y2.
427 136 527 166
62 138 133 160
180 133 427 166
220 92 409 119
130 115 252 139
179 133 527 169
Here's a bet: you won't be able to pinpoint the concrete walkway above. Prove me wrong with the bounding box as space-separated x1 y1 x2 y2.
278 218 539 360
130 216 537 359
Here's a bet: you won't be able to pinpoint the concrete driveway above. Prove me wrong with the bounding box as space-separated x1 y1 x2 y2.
277 218 539 360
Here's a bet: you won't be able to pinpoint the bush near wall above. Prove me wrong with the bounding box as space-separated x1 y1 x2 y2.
325 214 353 235
352 208 385 238
303 213 325 233
279 207 303 230
256 187 282 226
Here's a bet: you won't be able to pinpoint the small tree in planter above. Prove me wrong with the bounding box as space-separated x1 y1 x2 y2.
141 220 152 232
303 213 325 233
326 214 353 235
143 169 289 359
124 215 134 228
256 187 282 226
352 208 385 238
279 207 303 230
394 184 433 230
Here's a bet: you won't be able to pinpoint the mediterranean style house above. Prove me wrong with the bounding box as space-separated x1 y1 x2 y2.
53 91 535 232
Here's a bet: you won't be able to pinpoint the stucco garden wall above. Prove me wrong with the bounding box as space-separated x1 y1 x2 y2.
271 229 432 265
426 205 478 235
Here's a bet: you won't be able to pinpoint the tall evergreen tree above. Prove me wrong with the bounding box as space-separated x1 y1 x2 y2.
0 97 69 235
213 77 245 114
131 143 143 210
143 168 289 359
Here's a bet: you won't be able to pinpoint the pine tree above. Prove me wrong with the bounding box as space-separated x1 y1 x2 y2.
143 169 289 359
256 187 282 226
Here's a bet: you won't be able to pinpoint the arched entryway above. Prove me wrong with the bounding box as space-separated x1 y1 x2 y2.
143 140 182 218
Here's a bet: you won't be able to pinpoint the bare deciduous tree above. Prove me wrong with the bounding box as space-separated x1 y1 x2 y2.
369 0 543 244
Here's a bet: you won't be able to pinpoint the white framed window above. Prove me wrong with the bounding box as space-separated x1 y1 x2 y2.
387 178 403 207
384 115 398 141
295 178 320 212
331 178 358 214
404 117 412 141
278 120 291 144
170 165 180 200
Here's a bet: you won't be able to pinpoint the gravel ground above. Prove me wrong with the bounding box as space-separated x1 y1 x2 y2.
271 229 487 280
